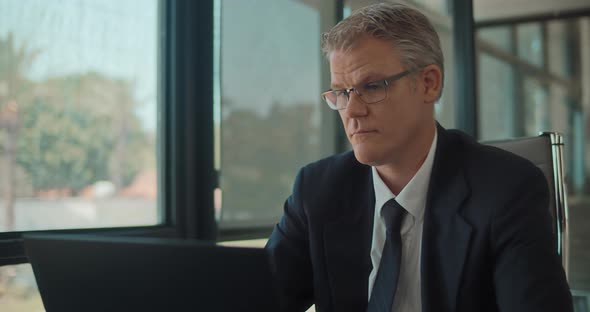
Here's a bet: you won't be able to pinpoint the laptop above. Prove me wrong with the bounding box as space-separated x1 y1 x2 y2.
24 233 280 312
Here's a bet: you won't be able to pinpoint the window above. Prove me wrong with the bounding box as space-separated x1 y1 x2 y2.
477 51 516 140
0 0 161 309
517 23 544 67
522 76 549 136
0 0 160 232
216 0 329 231
478 26 512 53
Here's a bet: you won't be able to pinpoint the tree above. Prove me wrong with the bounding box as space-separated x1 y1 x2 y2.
0 32 154 230
220 101 320 224
16 95 112 191
16 73 152 194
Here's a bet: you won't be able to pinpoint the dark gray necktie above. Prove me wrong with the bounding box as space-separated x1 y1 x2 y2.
367 199 406 312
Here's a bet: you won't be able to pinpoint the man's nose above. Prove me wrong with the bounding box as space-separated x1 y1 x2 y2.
343 91 368 118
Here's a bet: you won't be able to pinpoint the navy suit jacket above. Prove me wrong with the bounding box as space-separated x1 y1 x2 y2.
266 125 572 312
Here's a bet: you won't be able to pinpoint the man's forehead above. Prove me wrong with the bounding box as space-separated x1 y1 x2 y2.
331 36 399 57
329 52 373 76
329 40 402 88
329 38 401 68
329 63 376 88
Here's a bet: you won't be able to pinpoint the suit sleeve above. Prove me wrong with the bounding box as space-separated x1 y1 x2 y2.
265 168 314 312
492 166 573 312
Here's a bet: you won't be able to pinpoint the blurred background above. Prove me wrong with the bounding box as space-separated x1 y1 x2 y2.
0 0 589 311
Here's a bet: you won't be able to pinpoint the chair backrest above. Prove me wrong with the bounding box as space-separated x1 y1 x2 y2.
483 132 569 279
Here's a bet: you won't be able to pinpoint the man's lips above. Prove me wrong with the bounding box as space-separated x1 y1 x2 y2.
352 130 377 136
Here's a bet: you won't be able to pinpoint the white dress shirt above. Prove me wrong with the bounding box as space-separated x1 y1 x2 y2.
368 130 437 312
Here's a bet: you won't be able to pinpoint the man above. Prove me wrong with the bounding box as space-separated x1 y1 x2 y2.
265 3 572 312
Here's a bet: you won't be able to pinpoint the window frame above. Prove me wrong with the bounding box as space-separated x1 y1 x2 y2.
0 0 217 266
0 0 479 264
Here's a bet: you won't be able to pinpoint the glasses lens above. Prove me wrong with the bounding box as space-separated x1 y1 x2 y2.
322 91 338 109
358 81 387 104
335 91 349 109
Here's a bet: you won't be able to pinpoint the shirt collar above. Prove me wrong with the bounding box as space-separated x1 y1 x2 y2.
372 129 438 221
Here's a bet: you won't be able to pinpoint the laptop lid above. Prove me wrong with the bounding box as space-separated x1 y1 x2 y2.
24 234 279 312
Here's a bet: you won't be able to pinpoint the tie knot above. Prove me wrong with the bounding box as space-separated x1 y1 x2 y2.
381 199 406 232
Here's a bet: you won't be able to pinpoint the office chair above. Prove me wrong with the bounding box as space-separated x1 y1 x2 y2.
484 132 569 280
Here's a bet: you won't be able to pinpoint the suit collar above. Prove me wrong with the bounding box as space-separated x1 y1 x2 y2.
421 124 472 312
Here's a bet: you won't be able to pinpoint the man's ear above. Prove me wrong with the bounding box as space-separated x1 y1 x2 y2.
420 64 443 103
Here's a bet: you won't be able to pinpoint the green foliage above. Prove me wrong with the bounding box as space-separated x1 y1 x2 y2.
220 101 320 223
1 34 153 194
16 96 112 191
14 72 152 192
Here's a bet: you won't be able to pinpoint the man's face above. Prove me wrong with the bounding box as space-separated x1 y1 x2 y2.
329 36 435 166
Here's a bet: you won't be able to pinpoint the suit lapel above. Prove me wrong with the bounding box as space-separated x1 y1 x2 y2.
421 125 473 312
323 162 374 312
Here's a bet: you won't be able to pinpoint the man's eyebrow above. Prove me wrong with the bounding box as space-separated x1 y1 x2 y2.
360 74 383 84
330 83 345 90
331 74 382 89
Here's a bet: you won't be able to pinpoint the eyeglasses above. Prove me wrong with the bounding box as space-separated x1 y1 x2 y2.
321 69 413 110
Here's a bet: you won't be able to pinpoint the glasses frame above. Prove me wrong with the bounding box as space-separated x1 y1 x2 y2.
321 69 415 110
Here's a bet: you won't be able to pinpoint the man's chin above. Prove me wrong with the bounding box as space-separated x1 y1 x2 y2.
352 149 382 166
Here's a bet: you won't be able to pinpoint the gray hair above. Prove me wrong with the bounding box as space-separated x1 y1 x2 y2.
321 2 444 101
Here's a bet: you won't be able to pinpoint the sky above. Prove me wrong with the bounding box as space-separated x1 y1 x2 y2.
220 0 321 117
0 0 325 131
0 0 158 132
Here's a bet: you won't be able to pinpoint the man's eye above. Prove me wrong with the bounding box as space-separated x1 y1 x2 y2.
335 90 349 97
363 83 382 91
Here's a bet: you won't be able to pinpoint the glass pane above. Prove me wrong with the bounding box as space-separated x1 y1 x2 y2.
547 21 570 78
218 0 323 228
344 0 456 128
477 26 512 54
0 0 160 232
517 23 544 67
547 84 570 137
522 77 549 136
0 264 43 311
477 54 516 140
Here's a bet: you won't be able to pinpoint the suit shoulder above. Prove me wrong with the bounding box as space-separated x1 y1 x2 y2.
300 150 363 181
297 151 369 204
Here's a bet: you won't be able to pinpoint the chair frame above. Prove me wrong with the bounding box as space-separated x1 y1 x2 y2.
541 132 569 280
